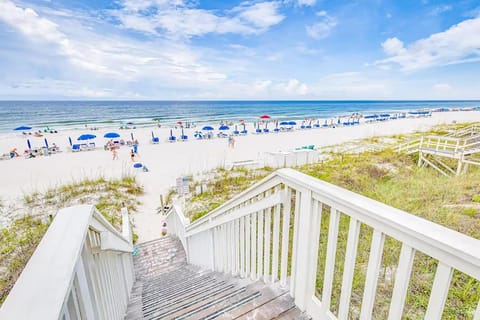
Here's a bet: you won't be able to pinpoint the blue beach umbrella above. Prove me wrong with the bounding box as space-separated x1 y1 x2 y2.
288 121 297 126
219 125 229 130
279 121 289 126
14 126 32 131
202 126 214 131
44 138 49 148
27 139 31 150
104 132 120 138
77 134 96 141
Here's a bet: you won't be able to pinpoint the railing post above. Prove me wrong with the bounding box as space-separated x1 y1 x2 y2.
292 188 315 311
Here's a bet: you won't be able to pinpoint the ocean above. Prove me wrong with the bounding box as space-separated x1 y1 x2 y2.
0 100 479 133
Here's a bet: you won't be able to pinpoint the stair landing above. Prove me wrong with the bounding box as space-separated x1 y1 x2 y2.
125 236 310 320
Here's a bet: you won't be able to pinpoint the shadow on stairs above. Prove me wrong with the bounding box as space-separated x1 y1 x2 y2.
125 236 310 320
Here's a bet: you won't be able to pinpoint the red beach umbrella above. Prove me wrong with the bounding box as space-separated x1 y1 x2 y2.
177 121 183 125
260 115 271 119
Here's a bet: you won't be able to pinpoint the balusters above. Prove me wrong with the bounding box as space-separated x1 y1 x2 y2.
245 214 251 277
280 187 292 287
388 244 415 320
272 201 281 283
338 217 361 320
290 189 301 296
251 212 257 280
319 207 340 315
424 262 453 319
264 207 272 282
257 209 264 280
240 217 245 277
360 229 386 320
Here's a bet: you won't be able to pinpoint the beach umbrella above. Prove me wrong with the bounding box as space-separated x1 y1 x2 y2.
14 126 32 131
202 126 214 131
279 121 289 126
104 132 120 138
27 139 31 150
177 121 183 125
288 121 297 126
44 138 49 148
219 125 229 130
68 137 72 146
127 122 134 125
77 134 96 141
260 115 271 119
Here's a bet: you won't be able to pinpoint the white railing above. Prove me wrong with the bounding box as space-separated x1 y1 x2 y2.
167 168 480 320
0 205 134 320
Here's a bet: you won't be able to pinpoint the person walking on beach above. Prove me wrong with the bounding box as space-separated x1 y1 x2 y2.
111 145 118 160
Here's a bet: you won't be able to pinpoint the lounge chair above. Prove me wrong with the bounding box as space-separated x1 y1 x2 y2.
168 136 176 142
72 144 81 152
152 137 159 144
181 135 188 142
255 128 262 134
240 130 248 135
273 128 280 133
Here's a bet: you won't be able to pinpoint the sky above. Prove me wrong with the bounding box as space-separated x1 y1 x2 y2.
0 0 479 100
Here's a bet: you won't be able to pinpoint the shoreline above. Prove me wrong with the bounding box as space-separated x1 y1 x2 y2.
1 111 480 241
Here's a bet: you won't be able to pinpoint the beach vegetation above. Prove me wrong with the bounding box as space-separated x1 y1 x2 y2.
0 176 143 306
185 167 274 221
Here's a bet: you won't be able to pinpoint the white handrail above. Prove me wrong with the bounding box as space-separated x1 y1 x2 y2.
178 168 480 319
0 205 134 320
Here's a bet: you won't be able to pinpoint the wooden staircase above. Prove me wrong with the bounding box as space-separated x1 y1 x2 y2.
397 133 480 176
125 236 309 320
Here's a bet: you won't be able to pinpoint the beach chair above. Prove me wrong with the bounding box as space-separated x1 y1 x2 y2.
72 144 81 152
255 128 262 134
263 128 270 133
152 137 159 144
181 134 188 142
88 142 96 150
233 130 240 136
240 130 248 135
273 127 280 133
168 136 176 142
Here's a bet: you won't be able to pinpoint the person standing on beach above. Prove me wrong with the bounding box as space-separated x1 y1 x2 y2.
130 149 135 162
111 145 118 160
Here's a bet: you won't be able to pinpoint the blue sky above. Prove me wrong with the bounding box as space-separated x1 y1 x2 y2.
0 0 479 100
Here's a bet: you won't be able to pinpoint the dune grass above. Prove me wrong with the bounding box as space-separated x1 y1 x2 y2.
0 175 143 306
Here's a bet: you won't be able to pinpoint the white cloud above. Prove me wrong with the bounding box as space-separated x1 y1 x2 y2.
306 11 337 39
433 83 452 90
296 0 316 7
114 1 284 37
375 17 480 71
236 2 284 29
0 0 228 94
430 5 452 16
276 79 309 95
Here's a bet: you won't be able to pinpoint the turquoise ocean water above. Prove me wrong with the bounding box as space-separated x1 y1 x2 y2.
0 100 479 133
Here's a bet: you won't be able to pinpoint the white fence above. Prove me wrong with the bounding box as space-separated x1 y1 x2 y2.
167 168 480 320
0 205 134 320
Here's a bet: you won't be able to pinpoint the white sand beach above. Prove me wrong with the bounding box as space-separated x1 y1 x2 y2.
1 111 479 242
